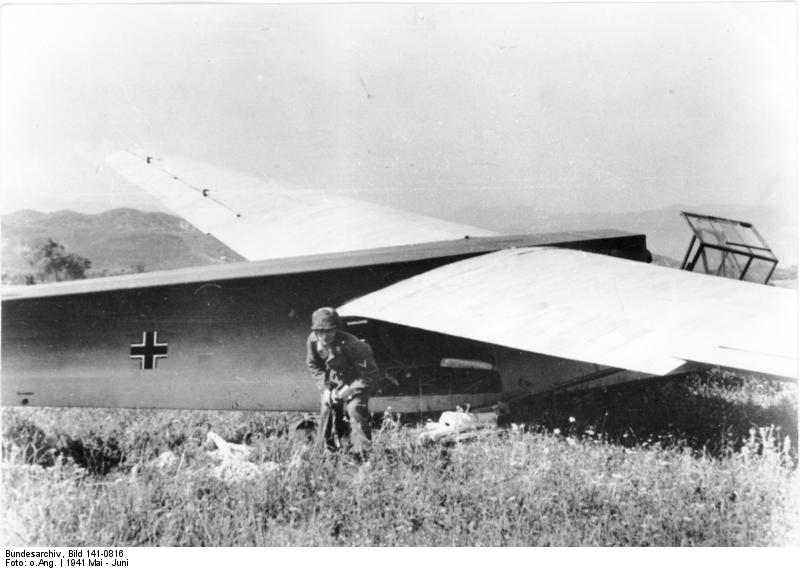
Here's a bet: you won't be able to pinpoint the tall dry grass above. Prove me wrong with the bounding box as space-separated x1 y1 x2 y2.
2 373 797 546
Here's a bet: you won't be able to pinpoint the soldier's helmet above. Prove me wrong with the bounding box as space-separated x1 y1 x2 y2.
311 307 341 330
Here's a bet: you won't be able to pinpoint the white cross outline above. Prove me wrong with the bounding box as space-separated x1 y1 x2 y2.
130 331 169 370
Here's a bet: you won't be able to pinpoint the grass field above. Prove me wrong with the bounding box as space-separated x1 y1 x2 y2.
2 370 797 546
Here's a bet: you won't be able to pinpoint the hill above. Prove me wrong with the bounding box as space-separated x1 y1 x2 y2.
1 208 244 281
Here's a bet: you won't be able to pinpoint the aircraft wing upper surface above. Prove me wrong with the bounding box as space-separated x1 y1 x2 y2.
339 247 797 378
106 151 497 261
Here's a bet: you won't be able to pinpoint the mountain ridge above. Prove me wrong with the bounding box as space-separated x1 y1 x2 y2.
1 208 244 281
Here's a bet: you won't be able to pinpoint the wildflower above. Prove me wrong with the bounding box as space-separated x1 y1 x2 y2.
553 428 561 435
585 429 595 436
569 416 576 423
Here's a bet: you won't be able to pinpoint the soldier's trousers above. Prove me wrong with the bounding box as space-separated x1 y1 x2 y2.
317 395 371 455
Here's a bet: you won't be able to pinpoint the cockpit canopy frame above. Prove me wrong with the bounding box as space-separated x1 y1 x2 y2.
680 211 779 284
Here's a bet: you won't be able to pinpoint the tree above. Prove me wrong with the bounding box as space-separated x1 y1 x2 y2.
25 239 91 283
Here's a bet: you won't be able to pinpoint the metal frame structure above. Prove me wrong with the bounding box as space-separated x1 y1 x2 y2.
680 211 779 284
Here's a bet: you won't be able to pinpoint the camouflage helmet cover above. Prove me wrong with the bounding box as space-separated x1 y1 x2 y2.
311 307 341 330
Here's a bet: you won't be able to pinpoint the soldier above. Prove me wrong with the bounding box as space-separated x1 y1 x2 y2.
306 307 379 457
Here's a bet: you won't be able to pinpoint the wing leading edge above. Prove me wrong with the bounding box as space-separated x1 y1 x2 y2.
339 247 797 379
106 151 497 261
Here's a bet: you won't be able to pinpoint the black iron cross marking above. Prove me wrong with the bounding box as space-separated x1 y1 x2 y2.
130 331 168 370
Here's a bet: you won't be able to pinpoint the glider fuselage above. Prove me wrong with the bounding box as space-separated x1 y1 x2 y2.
1 230 649 413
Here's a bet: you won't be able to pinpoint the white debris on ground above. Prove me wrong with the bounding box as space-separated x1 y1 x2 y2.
152 450 178 469
417 407 504 445
128 431 294 483
200 431 262 482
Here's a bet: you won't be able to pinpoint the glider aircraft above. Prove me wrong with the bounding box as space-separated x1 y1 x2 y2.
1 151 796 414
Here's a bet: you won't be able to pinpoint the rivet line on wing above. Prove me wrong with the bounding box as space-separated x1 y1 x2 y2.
133 151 243 218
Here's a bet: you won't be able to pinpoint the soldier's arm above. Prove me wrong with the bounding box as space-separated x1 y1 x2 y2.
305 334 328 390
338 340 380 400
354 341 380 385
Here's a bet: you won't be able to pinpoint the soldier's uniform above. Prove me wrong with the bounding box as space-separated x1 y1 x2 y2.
306 309 379 455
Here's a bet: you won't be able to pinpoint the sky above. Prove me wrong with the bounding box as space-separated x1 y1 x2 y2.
0 1 796 223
